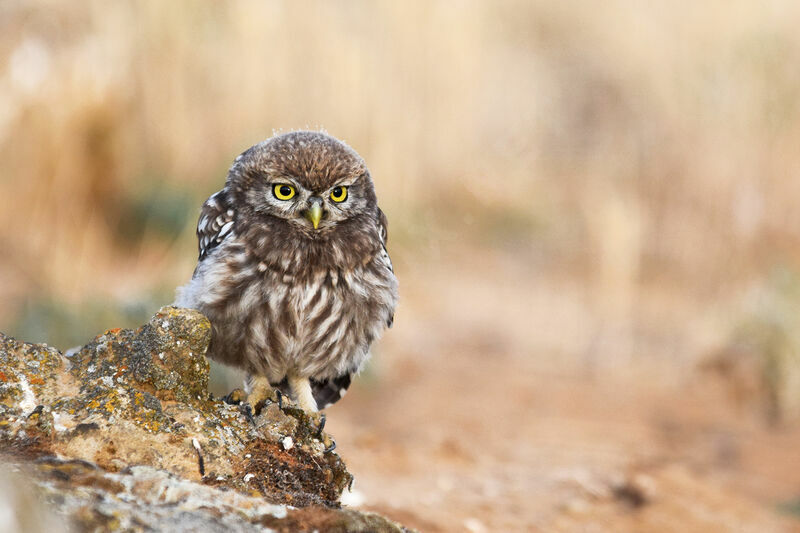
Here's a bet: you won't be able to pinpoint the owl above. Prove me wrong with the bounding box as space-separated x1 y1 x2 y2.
175 131 398 414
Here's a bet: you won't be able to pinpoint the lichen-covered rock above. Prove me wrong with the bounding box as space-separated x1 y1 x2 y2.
0 306 410 532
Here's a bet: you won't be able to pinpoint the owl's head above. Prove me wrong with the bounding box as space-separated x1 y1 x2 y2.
226 131 378 235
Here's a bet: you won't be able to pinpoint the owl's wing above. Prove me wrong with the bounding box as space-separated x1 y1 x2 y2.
377 207 389 243
197 189 235 261
377 207 394 327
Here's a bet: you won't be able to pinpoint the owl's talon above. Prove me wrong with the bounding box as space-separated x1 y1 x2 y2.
323 437 336 454
315 413 334 452
315 413 327 439
223 388 246 405
239 403 256 425
276 389 284 410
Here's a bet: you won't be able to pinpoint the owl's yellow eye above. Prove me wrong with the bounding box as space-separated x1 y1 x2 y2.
273 184 296 200
330 186 348 203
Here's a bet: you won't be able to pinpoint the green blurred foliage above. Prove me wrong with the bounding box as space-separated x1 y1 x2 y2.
114 180 197 244
714 266 800 424
12 295 162 349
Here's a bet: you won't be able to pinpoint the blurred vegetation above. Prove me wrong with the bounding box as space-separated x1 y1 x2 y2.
113 180 196 245
704 266 800 425
778 498 800 519
12 295 159 349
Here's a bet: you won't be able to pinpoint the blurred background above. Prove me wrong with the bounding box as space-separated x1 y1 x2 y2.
3 1 800 530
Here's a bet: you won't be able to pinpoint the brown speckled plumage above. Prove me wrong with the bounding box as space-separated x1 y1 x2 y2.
175 131 398 410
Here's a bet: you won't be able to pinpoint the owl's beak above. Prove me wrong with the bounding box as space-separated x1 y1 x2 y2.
304 198 323 229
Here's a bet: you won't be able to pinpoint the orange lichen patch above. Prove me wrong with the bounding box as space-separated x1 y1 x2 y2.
137 419 163 433
29 376 45 385
105 328 122 335
82 388 123 416
132 391 146 407
0 370 7 382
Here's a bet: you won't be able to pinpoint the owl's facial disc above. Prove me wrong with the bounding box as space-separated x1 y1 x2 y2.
304 196 324 229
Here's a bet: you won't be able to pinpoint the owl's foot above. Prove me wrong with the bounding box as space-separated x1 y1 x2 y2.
315 412 326 437
223 376 280 424
222 388 257 424
222 388 246 405
239 403 256 425
246 375 276 415
307 412 336 453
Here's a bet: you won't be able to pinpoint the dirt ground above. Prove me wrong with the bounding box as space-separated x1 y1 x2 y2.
325 249 800 532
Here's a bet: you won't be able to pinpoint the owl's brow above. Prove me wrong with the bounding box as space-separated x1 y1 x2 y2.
332 172 367 188
268 175 303 187
330 180 357 188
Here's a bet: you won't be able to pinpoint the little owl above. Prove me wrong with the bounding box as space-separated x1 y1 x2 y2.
175 131 398 413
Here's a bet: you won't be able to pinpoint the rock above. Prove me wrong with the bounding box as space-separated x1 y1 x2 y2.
0 306 410 532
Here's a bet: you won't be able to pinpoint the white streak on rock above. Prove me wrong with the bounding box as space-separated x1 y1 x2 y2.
52 412 72 432
17 375 37 414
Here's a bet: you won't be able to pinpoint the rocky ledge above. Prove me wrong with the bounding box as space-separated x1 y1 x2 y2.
0 306 408 532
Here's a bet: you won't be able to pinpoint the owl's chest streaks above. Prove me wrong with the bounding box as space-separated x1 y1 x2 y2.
264 273 334 354
237 263 386 380
180 230 397 382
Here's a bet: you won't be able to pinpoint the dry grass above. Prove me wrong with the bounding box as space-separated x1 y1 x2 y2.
3 2 800 296
3 1 800 529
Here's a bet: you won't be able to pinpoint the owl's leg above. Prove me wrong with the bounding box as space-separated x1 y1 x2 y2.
287 373 318 412
286 374 336 452
245 374 274 413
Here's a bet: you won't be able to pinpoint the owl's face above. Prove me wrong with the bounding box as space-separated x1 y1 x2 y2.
228 131 377 235
257 172 370 231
